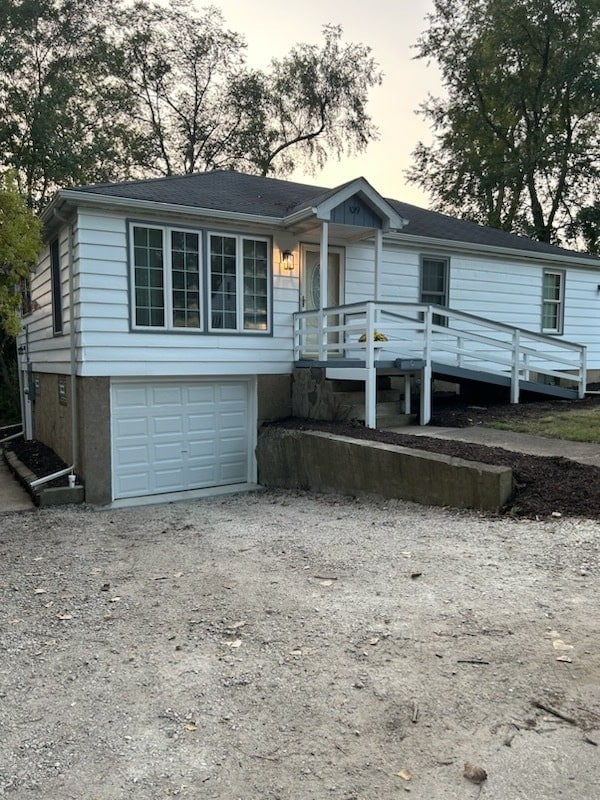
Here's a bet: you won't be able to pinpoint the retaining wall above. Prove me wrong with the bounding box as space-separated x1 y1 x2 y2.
257 428 513 512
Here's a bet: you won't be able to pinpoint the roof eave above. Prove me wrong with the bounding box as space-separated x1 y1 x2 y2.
45 189 286 228
387 231 600 269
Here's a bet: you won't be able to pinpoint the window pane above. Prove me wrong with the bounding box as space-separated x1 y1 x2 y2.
242 238 269 330
133 227 164 327
210 235 237 329
171 231 200 328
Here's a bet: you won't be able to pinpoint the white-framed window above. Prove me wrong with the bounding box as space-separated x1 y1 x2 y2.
542 269 565 334
420 255 449 326
131 225 201 329
209 233 270 332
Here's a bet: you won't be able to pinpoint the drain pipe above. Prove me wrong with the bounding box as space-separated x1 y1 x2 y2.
53 210 78 476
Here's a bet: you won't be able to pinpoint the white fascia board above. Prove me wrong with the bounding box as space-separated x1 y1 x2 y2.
45 190 285 229
385 231 600 270
283 207 319 227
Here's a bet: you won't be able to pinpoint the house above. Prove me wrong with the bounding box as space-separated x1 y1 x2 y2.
18 170 600 505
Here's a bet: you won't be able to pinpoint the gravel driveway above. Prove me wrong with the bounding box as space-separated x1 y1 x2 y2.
1 490 599 799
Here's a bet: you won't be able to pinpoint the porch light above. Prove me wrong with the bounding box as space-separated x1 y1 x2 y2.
280 249 295 271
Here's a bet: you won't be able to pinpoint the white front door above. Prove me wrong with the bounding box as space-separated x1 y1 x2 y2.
301 246 344 351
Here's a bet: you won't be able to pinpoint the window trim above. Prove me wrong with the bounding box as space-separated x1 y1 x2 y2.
208 231 271 334
129 222 203 332
541 268 565 335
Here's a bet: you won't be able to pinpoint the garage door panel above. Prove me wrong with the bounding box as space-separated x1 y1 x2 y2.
151 386 184 404
118 471 151 496
187 413 216 433
112 380 251 500
153 415 184 435
115 443 150 466
113 386 148 408
114 417 148 437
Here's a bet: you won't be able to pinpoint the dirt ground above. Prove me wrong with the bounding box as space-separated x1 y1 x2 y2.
1 491 599 799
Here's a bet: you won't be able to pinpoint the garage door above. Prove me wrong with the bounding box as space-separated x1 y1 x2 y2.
111 380 251 500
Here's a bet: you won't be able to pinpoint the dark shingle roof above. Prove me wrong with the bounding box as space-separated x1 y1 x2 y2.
70 170 597 263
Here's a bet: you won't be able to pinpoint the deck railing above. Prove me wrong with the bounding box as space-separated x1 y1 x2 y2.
293 301 587 426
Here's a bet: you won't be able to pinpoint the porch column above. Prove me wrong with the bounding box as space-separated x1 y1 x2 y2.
319 221 329 360
374 228 383 301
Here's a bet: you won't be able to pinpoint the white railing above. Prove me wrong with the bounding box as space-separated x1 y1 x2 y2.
293 302 587 426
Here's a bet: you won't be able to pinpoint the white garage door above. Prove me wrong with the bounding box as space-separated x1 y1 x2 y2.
111 380 251 500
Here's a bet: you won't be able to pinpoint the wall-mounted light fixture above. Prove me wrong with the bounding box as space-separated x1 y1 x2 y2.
280 249 295 271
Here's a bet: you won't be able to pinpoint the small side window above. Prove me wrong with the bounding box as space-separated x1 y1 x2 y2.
51 239 63 334
420 256 449 326
542 270 565 334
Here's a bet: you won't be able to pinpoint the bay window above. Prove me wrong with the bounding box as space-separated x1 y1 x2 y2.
130 224 270 333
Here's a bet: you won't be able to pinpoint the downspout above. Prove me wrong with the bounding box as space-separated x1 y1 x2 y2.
53 210 78 473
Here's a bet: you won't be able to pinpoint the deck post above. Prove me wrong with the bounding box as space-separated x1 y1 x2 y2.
365 301 377 428
420 363 432 425
511 329 520 404
579 347 587 398
420 306 433 424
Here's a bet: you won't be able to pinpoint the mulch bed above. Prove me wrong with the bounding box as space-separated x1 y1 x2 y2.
274 392 600 520
4 438 72 488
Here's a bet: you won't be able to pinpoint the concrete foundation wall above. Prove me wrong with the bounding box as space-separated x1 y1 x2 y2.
257 428 513 512
32 373 73 467
78 377 111 505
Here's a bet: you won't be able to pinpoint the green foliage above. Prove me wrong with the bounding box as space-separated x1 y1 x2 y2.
0 172 42 336
409 0 600 246
0 0 382 205
0 0 138 209
234 24 382 177
116 4 382 179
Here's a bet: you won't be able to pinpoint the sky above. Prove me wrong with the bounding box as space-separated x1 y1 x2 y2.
199 0 442 206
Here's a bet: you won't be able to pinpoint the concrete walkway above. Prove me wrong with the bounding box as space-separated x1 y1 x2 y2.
0 456 35 512
397 425 600 468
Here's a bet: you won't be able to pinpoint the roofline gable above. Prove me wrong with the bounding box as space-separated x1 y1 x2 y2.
283 177 408 232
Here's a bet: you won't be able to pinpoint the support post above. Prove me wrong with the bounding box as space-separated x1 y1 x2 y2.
374 229 383 302
319 221 329 361
511 329 520 404
420 305 433 425
404 375 411 415
579 347 587 399
420 363 432 425
365 301 377 428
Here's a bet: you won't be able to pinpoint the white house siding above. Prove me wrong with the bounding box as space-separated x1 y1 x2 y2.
23 226 73 374
65 210 299 378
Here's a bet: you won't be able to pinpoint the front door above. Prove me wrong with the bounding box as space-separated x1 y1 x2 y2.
301 246 343 352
